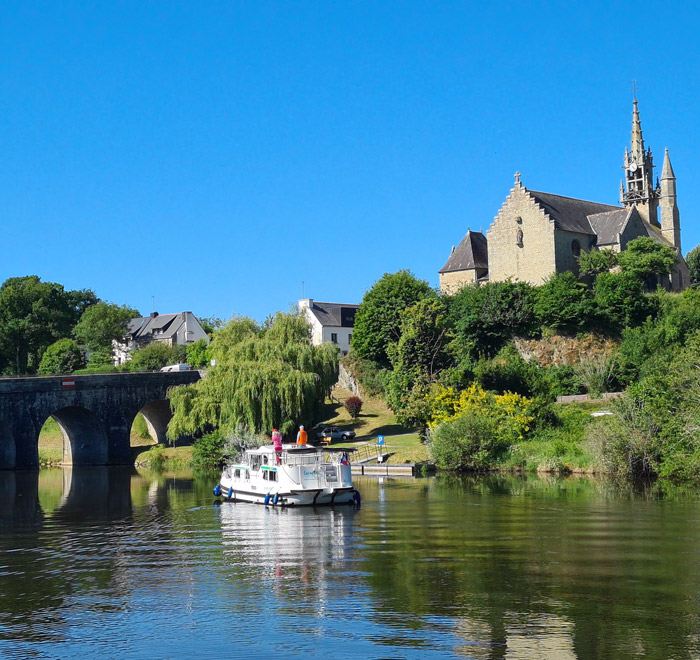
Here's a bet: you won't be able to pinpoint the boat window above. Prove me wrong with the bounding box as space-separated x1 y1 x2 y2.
262 455 268 465
262 471 269 481
234 469 240 479
251 456 262 471
269 471 277 482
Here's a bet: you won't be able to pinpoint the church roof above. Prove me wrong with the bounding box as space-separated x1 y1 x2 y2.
439 230 488 273
528 190 622 235
587 208 634 246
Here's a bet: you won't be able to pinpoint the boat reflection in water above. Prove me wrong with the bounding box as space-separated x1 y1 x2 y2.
217 501 359 611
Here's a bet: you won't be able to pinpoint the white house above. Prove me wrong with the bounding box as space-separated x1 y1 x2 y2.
113 311 209 365
298 299 359 356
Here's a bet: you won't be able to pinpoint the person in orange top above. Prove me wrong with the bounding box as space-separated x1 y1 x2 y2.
296 425 308 446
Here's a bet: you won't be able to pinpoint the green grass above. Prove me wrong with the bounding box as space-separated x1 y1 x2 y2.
497 401 612 473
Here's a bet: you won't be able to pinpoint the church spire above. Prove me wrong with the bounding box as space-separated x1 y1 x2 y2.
661 147 675 179
630 98 645 161
660 148 680 250
622 96 659 225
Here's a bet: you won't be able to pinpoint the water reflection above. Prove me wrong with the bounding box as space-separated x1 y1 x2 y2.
3 469 700 658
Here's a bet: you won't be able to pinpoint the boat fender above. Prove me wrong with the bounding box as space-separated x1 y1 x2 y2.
353 490 361 505
227 487 233 499
273 494 279 505
213 485 221 497
264 494 271 506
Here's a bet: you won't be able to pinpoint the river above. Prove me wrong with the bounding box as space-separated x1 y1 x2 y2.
2 468 700 659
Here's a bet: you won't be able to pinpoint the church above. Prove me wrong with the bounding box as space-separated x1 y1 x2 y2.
439 99 689 293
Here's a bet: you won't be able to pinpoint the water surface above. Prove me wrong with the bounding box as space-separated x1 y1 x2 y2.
2 469 700 659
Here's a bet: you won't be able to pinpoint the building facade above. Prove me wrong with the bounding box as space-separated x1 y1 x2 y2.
113 311 209 365
440 99 688 292
299 299 359 356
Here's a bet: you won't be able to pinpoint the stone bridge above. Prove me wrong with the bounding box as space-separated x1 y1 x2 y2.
0 371 200 469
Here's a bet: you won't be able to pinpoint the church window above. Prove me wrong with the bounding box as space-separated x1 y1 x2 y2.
571 240 581 257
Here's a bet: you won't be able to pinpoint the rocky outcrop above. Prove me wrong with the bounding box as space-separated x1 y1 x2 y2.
514 334 618 367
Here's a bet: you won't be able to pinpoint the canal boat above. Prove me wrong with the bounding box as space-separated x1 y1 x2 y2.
214 444 361 506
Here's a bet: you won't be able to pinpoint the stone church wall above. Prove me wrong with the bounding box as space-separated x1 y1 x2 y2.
554 230 595 276
486 186 556 284
439 269 476 294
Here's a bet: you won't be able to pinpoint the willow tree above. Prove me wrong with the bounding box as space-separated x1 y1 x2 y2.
167 313 339 440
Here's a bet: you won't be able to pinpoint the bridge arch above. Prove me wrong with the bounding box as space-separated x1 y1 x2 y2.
49 407 109 466
133 400 172 446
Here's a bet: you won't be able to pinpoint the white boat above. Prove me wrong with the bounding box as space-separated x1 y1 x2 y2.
214 445 361 507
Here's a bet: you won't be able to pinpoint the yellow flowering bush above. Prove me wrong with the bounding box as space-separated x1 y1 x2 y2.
428 383 535 445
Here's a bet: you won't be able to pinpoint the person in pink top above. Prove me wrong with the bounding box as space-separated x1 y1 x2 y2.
272 428 283 465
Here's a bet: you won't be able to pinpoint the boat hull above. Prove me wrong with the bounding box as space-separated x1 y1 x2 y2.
216 481 358 507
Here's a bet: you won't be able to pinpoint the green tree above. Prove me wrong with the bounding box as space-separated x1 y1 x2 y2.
168 313 339 440
578 248 618 277
186 338 210 368
618 236 677 286
593 271 656 331
0 275 97 374
128 343 187 371
351 270 434 366
73 302 139 364
685 245 700 286
386 298 455 426
533 272 593 334
448 280 537 359
38 338 86 375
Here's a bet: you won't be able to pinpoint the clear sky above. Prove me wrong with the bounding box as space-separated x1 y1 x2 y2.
2 1 699 321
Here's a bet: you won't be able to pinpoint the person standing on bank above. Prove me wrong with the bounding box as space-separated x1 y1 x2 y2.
296 425 307 446
272 428 283 464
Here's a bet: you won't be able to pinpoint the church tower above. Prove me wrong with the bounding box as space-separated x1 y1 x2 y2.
620 98 660 227
660 148 681 250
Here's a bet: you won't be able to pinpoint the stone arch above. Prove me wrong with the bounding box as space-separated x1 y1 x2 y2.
0 419 16 469
49 406 109 466
132 400 172 446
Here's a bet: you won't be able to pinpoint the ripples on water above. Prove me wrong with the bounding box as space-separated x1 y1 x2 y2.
2 469 700 658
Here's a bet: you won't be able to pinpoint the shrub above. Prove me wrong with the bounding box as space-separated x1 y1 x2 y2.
430 411 499 470
344 395 363 419
193 430 225 468
534 272 594 334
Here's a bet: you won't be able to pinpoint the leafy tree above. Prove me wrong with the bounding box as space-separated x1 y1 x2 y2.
168 313 339 440
186 338 210 368
38 338 86 375
344 395 363 419
578 248 618 277
533 272 594 334
199 316 225 336
351 270 434 366
686 245 700 286
448 280 537 359
618 237 676 286
0 275 97 374
128 343 187 371
386 298 455 427
73 302 139 364
593 271 656 331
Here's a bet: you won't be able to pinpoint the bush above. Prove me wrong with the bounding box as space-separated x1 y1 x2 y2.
344 395 363 419
193 430 225 468
473 344 545 398
534 272 594 334
187 339 210 369
343 354 390 397
430 410 500 470
127 343 188 371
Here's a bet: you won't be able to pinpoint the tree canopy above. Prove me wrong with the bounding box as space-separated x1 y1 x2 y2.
73 302 139 365
38 338 86 375
0 275 97 374
686 245 700 287
168 313 339 440
351 270 434 366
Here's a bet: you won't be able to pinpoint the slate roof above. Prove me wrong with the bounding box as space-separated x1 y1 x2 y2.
529 190 622 235
439 230 488 273
306 302 360 328
587 208 634 246
128 313 181 341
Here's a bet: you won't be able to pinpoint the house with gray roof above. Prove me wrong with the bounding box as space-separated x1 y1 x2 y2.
440 99 688 293
298 299 359 356
113 311 209 365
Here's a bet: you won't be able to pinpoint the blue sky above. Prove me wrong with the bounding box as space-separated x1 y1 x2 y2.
2 2 699 321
